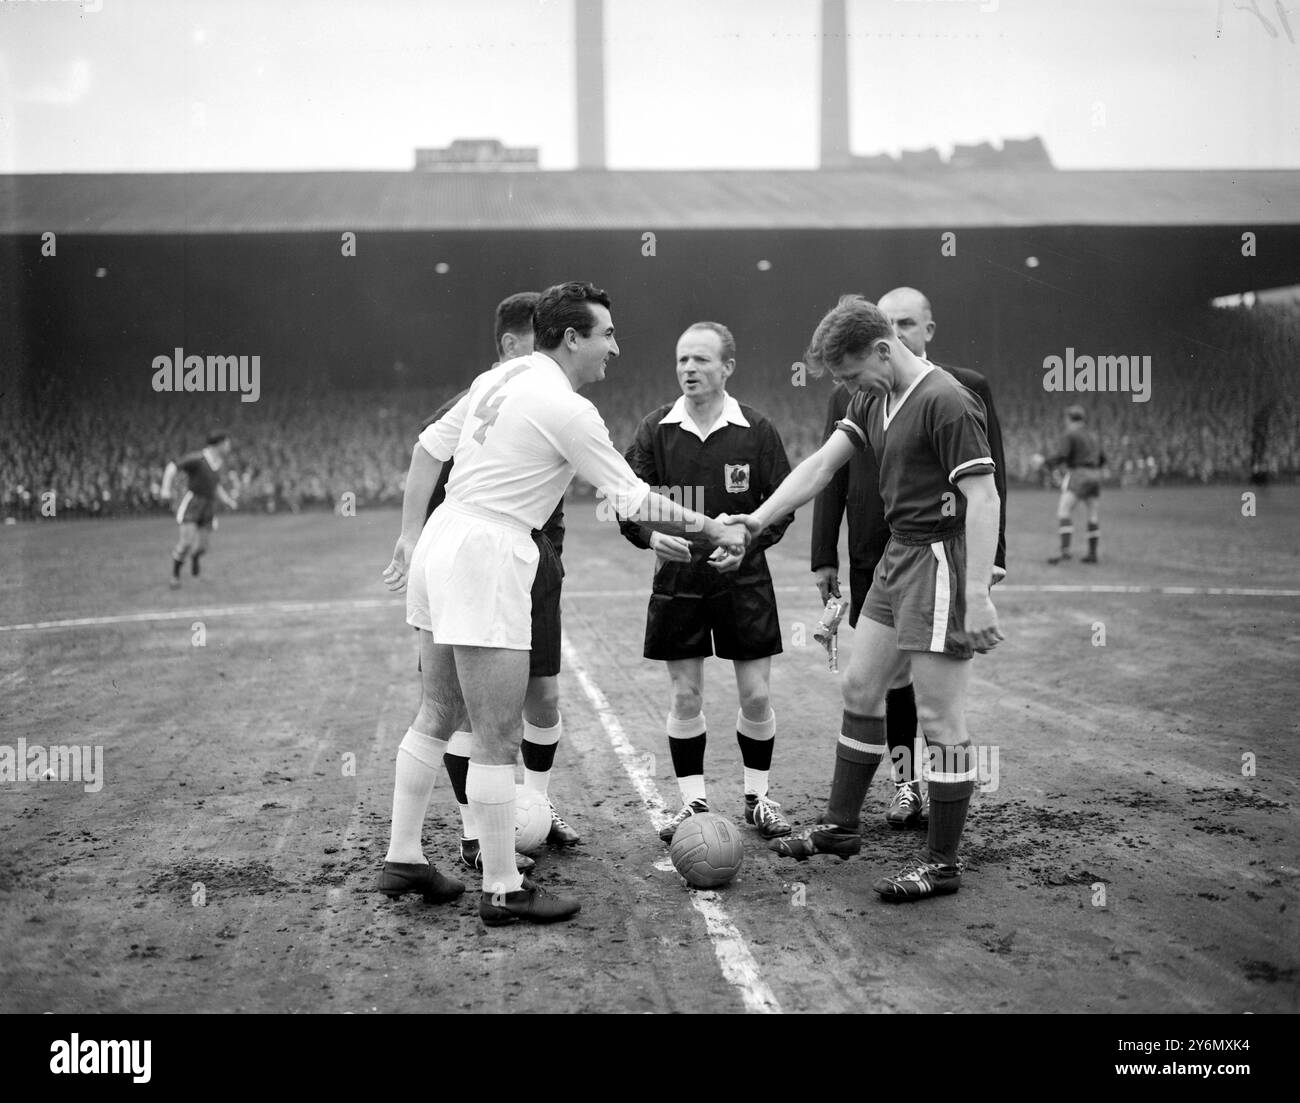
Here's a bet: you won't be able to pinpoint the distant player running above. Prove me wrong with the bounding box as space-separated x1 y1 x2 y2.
160 431 236 589
733 295 1002 902
1044 405 1105 564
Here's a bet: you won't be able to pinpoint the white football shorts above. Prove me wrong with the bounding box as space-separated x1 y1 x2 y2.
407 498 539 650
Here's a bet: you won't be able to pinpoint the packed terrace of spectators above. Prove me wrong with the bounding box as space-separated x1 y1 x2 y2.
3 304 1296 520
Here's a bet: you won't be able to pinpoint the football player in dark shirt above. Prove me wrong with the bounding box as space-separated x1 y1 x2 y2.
733 296 1002 902
811 286 1009 829
619 322 795 842
160 431 237 589
1044 405 1105 564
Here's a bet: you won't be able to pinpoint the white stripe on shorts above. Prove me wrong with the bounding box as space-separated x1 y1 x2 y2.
929 541 951 652
175 491 193 525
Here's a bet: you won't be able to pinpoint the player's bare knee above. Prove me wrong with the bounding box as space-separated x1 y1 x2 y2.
738 688 771 720
915 699 965 745
670 686 703 719
841 669 886 716
415 697 464 740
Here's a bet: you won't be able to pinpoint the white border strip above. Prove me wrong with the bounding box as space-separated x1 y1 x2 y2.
560 633 782 1016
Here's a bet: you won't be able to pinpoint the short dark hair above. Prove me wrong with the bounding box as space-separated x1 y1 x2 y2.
1066 405 1087 423
683 321 736 363
533 282 612 351
206 430 230 447
494 291 540 354
803 295 893 378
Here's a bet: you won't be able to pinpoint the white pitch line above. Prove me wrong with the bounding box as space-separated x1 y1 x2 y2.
0 598 398 632
560 634 782 1016
3 583 1297 634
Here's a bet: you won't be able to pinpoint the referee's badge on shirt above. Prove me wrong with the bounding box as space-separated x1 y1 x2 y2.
724 463 750 493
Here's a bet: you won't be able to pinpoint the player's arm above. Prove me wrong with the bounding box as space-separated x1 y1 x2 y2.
970 378 1008 577
1043 433 1070 470
216 485 238 510
735 430 855 540
159 461 178 499
810 387 850 601
561 409 745 552
955 472 1002 652
616 416 663 552
748 422 794 553
382 401 463 592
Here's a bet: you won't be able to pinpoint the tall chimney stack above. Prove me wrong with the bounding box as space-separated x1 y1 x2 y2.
575 0 607 170
820 0 851 168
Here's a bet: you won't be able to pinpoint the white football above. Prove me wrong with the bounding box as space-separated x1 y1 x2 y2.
514 786 551 854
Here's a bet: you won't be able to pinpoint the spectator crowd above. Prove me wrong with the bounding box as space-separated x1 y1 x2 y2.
4 304 1296 521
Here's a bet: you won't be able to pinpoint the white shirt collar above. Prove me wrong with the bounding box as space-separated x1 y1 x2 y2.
530 350 575 391
661 393 750 441
202 447 224 470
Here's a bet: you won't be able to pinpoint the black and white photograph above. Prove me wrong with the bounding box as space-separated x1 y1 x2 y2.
1 0 1296 1050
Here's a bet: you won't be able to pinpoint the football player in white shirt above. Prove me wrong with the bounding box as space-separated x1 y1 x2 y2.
380 282 749 926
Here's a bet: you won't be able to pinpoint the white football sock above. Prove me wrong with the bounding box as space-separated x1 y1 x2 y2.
678 776 707 805
467 762 523 895
384 728 448 865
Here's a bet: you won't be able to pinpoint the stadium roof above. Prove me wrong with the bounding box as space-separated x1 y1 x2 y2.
2 169 1298 234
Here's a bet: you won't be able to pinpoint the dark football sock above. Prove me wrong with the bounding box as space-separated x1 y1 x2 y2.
926 742 976 866
443 751 470 806
521 737 557 774
191 551 204 577
1058 521 1073 554
667 713 708 805
824 712 885 831
668 733 707 780
1087 522 1099 557
736 709 776 797
172 556 184 579
736 732 774 772
885 684 918 785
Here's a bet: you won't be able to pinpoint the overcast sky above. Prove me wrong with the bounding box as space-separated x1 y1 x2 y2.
1 0 1296 173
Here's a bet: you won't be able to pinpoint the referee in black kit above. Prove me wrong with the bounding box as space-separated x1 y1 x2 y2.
619 321 795 844
810 287 1008 830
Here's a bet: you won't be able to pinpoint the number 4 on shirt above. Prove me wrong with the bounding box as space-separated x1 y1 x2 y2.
471 362 533 444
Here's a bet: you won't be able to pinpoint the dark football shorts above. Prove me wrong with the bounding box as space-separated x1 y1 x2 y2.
179 496 215 528
414 527 563 678
644 569 782 663
1064 468 1102 500
860 531 973 660
528 528 563 678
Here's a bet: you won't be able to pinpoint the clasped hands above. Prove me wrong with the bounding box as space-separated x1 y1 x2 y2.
650 514 760 574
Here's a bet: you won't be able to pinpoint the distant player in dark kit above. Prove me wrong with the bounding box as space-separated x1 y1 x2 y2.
160 431 237 589
734 295 1002 902
811 286 1009 829
619 322 795 842
1044 405 1105 564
